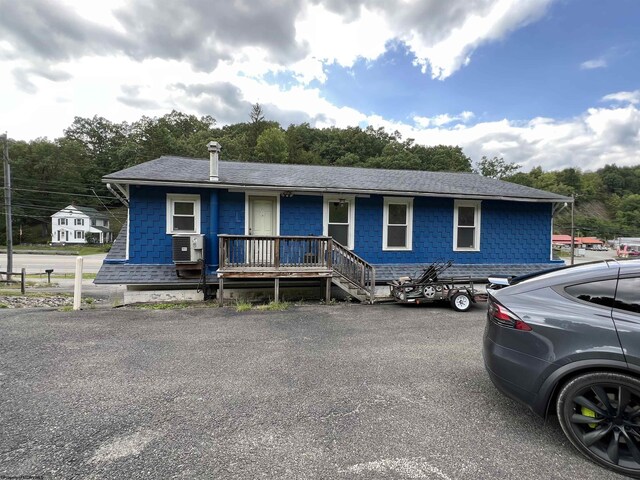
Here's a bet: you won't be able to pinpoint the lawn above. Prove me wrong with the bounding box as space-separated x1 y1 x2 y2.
6 244 110 256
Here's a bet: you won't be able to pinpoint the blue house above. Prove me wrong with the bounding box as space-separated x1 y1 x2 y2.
95 142 569 303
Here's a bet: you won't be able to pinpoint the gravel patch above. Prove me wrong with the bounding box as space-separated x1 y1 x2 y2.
0 294 105 309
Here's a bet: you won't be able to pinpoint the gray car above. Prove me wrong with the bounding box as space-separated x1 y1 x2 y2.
484 259 640 478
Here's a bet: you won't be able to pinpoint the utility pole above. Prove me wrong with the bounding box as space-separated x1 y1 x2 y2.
570 194 575 266
2 133 13 280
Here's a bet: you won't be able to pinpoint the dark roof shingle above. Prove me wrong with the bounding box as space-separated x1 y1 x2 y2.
104 156 570 202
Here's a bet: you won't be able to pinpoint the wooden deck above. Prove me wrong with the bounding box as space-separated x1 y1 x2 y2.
217 235 375 303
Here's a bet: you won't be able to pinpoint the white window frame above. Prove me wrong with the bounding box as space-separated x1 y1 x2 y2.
74 218 84 226
166 194 201 234
383 197 413 251
453 200 481 252
58 218 68 226
323 195 355 250
74 230 84 239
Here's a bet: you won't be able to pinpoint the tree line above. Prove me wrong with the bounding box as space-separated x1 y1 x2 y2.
1 106 638 243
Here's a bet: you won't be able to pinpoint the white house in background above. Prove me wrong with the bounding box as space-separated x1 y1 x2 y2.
51 205 112 244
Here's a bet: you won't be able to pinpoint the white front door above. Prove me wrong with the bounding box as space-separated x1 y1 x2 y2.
248 196 277 264
249 197 276 236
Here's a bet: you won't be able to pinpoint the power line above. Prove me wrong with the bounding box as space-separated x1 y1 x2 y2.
1 186 116 199
8 204 121 215
10 192 119 209
1 174 111 192
0 204 127 221
91 188 120 220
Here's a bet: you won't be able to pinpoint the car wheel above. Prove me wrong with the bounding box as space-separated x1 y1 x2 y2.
557 372 640 478
450 292 471 312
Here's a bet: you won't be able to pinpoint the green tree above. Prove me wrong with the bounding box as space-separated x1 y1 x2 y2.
422 145 472 172
255 127 288 163
247 103 267 154
476 156 521 179
616 194 640 231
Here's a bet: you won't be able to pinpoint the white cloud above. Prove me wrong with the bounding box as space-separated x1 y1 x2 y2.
413 111 475 127
295 4 393 72
4 0 636 174
580 58 607 70
602 90 640 105
399 105 640 172
401 0 554 79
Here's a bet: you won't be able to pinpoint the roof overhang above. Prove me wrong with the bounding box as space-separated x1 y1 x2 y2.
103 178 570 204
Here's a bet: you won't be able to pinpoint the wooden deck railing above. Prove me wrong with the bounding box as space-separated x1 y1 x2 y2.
219 235 332 269
330 240 376 303
218 235 375 302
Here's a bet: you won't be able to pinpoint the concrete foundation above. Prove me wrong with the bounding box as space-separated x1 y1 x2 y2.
124 287 204 304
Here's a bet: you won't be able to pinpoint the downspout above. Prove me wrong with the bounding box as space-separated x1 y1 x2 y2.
551 201 569 261
207 142 222 284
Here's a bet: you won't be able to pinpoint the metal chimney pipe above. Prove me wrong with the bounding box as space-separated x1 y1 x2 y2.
207 141 222 182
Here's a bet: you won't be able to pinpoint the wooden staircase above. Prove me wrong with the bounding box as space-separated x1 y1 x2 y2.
217 235 377 303
329 241 376 303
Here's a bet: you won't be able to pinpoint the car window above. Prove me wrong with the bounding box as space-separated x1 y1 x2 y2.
565 279 617 308
613 277 640 314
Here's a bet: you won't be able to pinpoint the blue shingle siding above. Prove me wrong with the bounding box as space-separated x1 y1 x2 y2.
218 191 245 235
480 200 551 263
350 196 551 264
129 185 211 265
280 195 323 236
129 186 169 264
126 187 554 273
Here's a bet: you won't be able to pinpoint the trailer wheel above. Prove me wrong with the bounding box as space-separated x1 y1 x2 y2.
450 292 472 312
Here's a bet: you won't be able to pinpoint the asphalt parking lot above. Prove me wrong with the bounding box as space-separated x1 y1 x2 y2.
0 303 625 479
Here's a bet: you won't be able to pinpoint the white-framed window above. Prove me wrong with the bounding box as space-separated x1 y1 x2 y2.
74 230 84 239
383 197 413 250
58 218 68 225
166 194 201 234
74 218 84 226
453 200 481 251
323 195 355 249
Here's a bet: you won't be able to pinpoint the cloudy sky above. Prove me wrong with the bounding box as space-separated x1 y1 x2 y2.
1 0 639 171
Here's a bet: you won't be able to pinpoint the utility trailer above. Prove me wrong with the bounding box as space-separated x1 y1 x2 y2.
388 260 487 311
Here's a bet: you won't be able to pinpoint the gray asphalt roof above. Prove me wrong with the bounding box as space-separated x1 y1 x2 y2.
52 205 109 218
104 156 571 202
104 224 127 261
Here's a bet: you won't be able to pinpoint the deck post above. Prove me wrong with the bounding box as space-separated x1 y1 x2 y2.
218 236 225 270
325 277 331 303
370 268 376 304
274 238 280 268
218 277 224 305
274 277 280 302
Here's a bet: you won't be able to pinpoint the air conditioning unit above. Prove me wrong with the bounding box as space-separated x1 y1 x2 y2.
172 234 204 263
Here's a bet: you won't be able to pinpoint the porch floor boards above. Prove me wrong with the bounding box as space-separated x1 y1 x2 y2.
218 267 332 279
